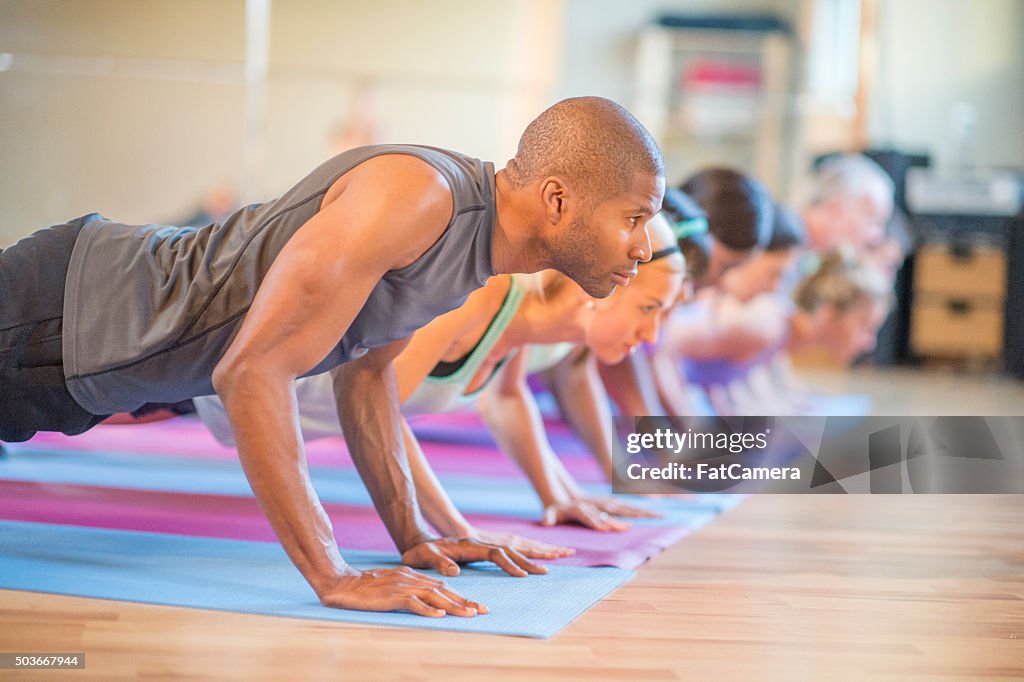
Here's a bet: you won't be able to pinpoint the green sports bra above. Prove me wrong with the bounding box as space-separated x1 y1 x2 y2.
402 275 526 415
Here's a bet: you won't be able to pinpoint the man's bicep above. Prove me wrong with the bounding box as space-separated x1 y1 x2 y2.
216 238 384 382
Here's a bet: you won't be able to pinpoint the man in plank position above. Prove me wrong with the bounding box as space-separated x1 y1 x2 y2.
0 97 665 617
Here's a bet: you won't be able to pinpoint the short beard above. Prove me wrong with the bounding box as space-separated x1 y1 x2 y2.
549 215 615 298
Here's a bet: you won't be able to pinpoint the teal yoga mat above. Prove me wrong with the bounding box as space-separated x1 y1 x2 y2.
0 520 632 639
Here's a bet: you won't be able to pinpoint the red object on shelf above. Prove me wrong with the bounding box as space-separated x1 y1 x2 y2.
683 59 762 90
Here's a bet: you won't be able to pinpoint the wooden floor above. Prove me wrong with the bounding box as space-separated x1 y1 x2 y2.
2 369 1023 680
795 365 1024 416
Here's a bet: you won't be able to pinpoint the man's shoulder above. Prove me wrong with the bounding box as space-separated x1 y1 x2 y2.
328 144 481 175
337 154 455 220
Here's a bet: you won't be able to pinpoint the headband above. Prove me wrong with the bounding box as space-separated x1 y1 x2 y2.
672 216 709 240
649 244 682 262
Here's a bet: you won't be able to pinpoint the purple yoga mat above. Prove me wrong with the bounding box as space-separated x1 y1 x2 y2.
25 417 607 483
410 411 589 452
0 480 692 570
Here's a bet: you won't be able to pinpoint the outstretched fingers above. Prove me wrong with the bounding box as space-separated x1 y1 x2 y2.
481 545 547 577
318 566 485 618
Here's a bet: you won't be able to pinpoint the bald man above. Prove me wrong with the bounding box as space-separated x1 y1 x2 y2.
0 96 665 617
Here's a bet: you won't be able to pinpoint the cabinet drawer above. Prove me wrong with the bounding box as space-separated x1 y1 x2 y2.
914 245 1006 298
911 298 1003 357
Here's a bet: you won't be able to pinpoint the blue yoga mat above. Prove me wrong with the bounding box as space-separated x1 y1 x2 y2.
0 521 631 639
0 445 740 523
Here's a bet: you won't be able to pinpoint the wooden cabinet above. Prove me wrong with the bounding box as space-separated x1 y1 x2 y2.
911 242 1007 358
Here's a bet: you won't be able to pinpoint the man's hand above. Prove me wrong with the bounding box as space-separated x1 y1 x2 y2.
573 494 661 519
402 538 548 578
318 566 486 618
468 529 576 559
541 500 631 532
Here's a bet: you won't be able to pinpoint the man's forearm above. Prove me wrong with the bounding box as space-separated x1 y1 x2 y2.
217 372 350 596
333 359 433 552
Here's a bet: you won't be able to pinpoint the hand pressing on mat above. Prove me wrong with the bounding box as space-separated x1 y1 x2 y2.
570 493 661 519
402 538 548 578
318 566 486 618
468 529 575 560
541 499 631 532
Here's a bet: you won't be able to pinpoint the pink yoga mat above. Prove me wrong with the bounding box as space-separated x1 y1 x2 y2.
0 480 693 570
26 419 351 465
25 417 606 484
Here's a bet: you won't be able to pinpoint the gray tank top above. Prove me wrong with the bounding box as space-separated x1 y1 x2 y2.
62 145 496 414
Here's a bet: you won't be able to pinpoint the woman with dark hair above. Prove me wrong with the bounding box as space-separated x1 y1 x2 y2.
678 168 773 285
716 202 805 302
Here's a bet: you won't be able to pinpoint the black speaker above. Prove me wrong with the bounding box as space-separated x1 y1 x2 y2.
1006 212 1024 379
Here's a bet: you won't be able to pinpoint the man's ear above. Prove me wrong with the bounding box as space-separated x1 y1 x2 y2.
540 176 569 225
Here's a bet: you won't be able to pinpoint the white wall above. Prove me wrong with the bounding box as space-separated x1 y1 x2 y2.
3 0 1020 247
260 0 563 198
0 0 247 243
0 0 563 246
869 0 1024 170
